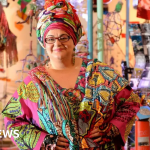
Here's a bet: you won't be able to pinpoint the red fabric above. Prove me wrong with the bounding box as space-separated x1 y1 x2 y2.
0 3 18 67
44 0 66 9
137 0 150 20
110 88 140 144
5 32 18 67
103 0 111 4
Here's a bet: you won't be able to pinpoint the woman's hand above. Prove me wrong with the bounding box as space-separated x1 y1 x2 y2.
89 128 103 143
55 136 69 150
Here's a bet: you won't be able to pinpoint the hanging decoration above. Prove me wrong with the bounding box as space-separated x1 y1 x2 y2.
16 41 41 83
17 0 44 36
16 0 34 26
16 10 30 24
103 0 124 45
15 21 24 30
0 3 18 67
6 32 18 67
137 0 150 20
18 0 32 13
20 0 30 12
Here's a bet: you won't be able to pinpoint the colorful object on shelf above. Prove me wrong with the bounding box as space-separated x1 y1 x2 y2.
137 0 150 20
129 24 144 55
137 106 150 120
15 21 24 30
135 121 150 150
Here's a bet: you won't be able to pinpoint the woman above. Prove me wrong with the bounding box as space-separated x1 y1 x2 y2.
2 0 140 150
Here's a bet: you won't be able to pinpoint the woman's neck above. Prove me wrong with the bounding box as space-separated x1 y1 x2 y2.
48 57 74 70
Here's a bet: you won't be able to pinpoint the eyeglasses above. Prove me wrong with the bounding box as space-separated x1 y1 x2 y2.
45 34 71 44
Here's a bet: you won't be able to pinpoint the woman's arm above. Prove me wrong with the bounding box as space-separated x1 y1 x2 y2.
89 60 140 147
109 69 140 145
2 76 70 150
2 77 48 150
110 85 140 144
94 86 140 146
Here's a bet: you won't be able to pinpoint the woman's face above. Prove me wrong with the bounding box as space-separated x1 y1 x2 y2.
45 29 75 60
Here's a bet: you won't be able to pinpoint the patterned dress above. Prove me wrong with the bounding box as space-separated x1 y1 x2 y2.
2 58 140 150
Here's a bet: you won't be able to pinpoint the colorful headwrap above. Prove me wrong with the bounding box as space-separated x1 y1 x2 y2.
36 0 83 48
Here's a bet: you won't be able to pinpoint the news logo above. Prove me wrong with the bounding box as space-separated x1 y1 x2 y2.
0 130 19 138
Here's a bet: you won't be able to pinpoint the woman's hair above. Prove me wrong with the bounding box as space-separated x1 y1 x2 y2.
36 0 83 48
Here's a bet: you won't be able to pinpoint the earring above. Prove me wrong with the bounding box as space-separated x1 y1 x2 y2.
44 50 50 66
72 48 75 65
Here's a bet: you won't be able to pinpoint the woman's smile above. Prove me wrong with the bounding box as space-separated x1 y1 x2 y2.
53 48 65 52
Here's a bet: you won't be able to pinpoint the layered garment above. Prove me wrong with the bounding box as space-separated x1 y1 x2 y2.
2 58 140 150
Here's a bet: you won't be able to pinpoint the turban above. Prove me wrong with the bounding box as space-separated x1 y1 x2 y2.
36 0 82 48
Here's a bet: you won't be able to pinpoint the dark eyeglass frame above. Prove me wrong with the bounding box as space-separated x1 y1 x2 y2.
45 34 71 44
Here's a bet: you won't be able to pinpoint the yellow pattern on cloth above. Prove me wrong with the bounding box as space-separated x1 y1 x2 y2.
125 91 141 103
124 116 135 141
88 72 105 86
11 124 41 149
103 70 114 79
99 90 111 102
2 96 22 120
123 92 141 141
17 81 40 103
